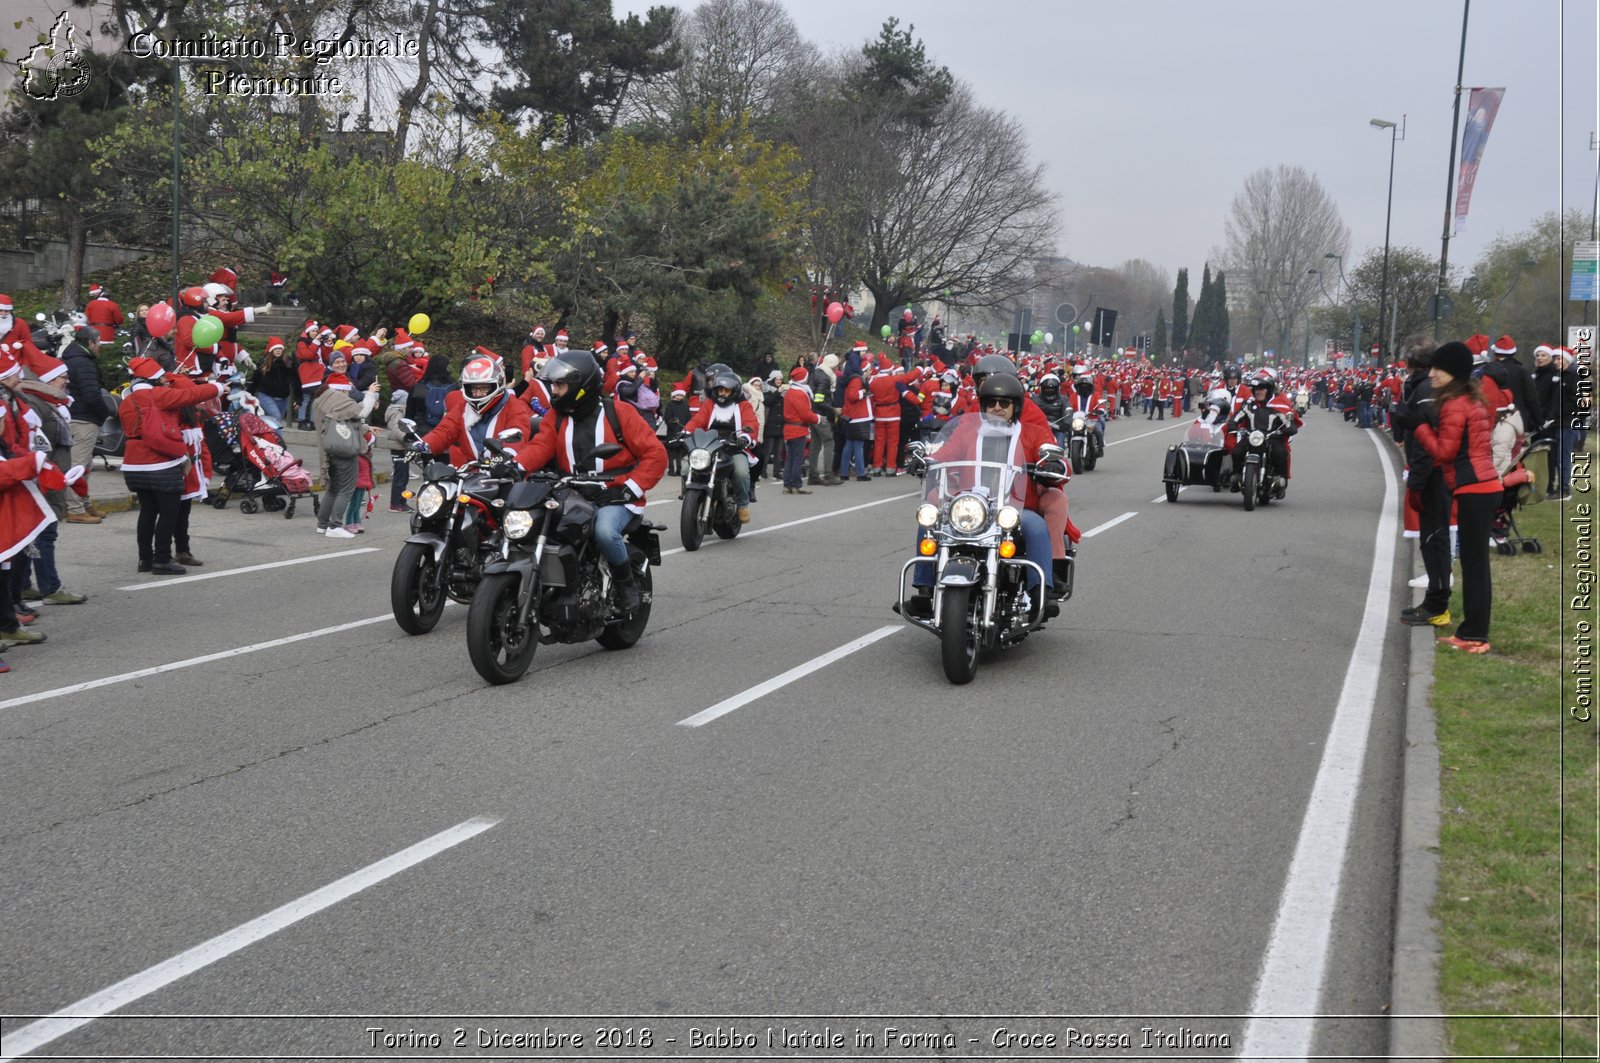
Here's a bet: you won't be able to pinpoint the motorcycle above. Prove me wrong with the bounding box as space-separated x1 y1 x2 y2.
1160 410 1230 503
94 383 129 468
1232 402 1292 511
466 440 664 685
675 426 749 551
897 413 1071 685
389 421 523 635
1058 409 1102 474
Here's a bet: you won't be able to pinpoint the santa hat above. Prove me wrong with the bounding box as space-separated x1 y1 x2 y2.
671 387 686 398
615 341 630 353
531 326 545 339
1533 344 1554 357
618 362 638 377
324 372 352 391
1554 346 1575 364
128 356 165 381
851 341 869 353
592 341 608 355
638 356 658 371
0 294 13 312
555 330 569 345
790 365 809 382
335 324 359 342
393 328 414 350
208 266 239 292
266 336 285 352
1490 335 1517 356
473 345 501 363
1464 333 1491 356
88 283 104 298
303 319 320 333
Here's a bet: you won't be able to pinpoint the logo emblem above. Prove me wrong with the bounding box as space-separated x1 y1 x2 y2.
21 12 92 102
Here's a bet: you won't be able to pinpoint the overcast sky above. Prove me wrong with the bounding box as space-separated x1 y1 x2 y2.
619 0 1598 286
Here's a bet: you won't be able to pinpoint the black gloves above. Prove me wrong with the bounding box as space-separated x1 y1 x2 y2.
594 485 632 507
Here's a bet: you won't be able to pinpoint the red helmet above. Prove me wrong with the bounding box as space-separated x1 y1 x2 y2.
179 286 209 309
460 355 505 412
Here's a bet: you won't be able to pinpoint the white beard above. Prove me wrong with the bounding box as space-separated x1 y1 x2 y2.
461 402 482 429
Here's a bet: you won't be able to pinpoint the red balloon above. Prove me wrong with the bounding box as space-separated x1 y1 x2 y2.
826 301 844 324
146 302 176 339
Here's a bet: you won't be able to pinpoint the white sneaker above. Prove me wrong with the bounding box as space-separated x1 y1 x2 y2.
314 526 327 535
324 527 356 539
1408 573 1452 589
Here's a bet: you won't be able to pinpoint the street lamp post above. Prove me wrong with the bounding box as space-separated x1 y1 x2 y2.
1324 252 1360 370
1370 117 1405 365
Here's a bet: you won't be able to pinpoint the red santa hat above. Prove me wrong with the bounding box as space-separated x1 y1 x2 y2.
790 365 809 382
592 340 608 355
1464 333 1491 356
615 341 630 353
473 345 501 363
335 324 359 342
851 341 869 353
127 356 165 381
393 328 414 350
88 283 104 298
0 294 13 312
324 372 352 391
671 387 686 398
1490 335 1517 356
303 318 320 334
555 330 569 345
266 336 285 352
208 266 239 292
531 325 546 339
638 356 657 371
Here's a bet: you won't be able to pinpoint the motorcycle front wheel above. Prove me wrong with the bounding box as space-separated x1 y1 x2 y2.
679 489 705 552
939 585 980 685
1083 442 1098 471
1242 465 1259 512
391 541 448 635
467 571 538 684
596 564 653 650
1164 480 1179 504
1069 439 1084 476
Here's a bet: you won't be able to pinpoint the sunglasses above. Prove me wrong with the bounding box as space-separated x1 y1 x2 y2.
982 398 1016 410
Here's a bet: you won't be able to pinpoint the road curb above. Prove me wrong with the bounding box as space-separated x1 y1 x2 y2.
1389 559 1446 1059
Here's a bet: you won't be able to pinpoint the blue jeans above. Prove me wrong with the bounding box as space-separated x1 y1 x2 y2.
390 451 411 506
593 504 633 565
840 436 869 478
727 453 751 506
296 387 319 424
257 392 289 424
783 438 808 488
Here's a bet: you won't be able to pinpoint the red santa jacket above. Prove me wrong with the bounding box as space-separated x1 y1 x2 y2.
512 399 667 512
421 391 535 467
297 338 333 388
1 323 66 384
934 416 1059 511
841 376 872 424
868 367 921 421
782 383 821 440
0 450 56 563
85 296 124 343
685 395 761 452
121 378 224 472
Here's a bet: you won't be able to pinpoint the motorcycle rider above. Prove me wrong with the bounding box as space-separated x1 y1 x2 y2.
681 367 759 523
1227 368 1300 494
1065 365 1108 454
511 351 667 612
1033 372 1067 442
416 355 534 465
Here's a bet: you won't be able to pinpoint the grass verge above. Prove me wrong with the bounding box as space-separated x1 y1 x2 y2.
1434 446 1598 1059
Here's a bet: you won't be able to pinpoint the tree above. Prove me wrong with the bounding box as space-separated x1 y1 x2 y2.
1153 307 1167 360
1188 265 1214 361
1220 165 1349 358
487 0 681 146
1460 210 1592 346
1171 267 1190 351
844 17 952 129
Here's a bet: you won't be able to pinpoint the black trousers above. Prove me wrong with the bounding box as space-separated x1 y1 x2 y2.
1453 491 1497 642
135 489 183 564
1416 474 1452 614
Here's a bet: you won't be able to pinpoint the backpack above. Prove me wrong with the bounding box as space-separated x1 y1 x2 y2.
423 381 452 429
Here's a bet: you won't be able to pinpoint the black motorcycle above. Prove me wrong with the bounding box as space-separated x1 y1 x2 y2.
1232 402 1292 512
466 441 664 685
676 427 748 551
1058 409 1101 474
389 421 523 635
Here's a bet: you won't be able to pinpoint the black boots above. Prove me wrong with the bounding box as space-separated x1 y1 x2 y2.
610 562 641 612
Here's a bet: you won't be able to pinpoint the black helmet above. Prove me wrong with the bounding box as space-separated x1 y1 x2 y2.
1249 371 1276 399
976 371 1026 423
972 354 1017 384
1222 364 1242 386
1037 373 1060 399
540 350 602 416
704 362 732 398
710 369 742 407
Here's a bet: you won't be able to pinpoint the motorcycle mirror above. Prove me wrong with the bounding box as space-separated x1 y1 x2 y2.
496 428 523 444
1037 443 1065 462
34 313 45 323
399 417 417 433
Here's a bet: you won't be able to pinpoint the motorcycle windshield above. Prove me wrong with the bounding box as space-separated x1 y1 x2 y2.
921 413 1027 511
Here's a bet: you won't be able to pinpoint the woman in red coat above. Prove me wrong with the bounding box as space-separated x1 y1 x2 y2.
120 358 225 575
1397 341 1502 653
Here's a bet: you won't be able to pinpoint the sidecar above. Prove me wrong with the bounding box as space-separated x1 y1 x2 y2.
1161 419 1229 502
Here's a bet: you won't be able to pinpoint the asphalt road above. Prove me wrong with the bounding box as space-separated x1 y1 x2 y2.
0 405 1414 1061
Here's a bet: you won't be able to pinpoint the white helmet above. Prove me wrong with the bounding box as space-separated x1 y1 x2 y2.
460 355 506 412
202 282 232 306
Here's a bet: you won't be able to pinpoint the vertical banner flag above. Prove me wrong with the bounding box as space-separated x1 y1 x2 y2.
1454 87 1505 234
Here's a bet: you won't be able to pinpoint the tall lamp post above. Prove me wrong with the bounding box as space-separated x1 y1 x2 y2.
1370 116 1405 364
1324 252 1359 368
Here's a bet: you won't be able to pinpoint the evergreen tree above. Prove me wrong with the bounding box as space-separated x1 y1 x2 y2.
1170 267 1189 352
1153 308 1167 360
1208 270 1231 362
1188 264 1213 361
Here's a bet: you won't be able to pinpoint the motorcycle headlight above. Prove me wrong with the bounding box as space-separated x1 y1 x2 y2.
1071 416 1087 432
948 494 989 534
996 505 1020 531
417 484 447 518
915 503 939 528
688 448 712 471
1248 430 1266 447
504 509 535 540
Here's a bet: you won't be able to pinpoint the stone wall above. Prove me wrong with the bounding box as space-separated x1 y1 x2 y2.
0 240 158 293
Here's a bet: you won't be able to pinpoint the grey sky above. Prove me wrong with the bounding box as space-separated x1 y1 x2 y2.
621 0 1598 285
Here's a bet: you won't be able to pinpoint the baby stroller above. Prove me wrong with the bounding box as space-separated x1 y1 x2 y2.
205 399 316 519
1492 437 1551 556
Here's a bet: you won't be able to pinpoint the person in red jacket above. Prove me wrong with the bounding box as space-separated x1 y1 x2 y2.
511 351 666 611
1394 341 1502 653
295 321 334 429
0 295 67 385
781 365 821 493
119 357 224 574
418 356 533 466
683 367 760 521
84 283 124 343
869 361 921 474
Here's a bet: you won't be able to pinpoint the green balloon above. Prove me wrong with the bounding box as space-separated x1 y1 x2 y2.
190 314 224 348
880 324 892 338
1072 324 1081 334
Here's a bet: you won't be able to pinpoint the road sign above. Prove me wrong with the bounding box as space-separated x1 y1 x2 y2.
1571 242 1599 301
1425 294 1454 320
1055 302 1077 326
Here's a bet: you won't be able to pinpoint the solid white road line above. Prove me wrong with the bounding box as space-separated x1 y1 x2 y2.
677 624 903 727
119 548 380 590
1152 486 1186 503
0 614 393 712
0 816 500 1063
659 492 918 559
1105 421 1188 446
1239 430 1400 1059
1081 511 1137 538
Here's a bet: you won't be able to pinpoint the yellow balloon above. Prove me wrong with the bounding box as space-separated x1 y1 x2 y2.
408 313 431 336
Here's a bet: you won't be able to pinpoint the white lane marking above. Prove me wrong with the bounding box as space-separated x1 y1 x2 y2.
1105 421 1188 446
678 625 903 727
0 816 500 1063
119 548 380 590
1081 511 1136 538
1153 486 1187 504
1240 429 1399 1059
0 614 393 712
659 492 918 559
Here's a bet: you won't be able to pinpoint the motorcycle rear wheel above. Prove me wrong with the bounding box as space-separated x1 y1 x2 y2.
679 489 705 552
467 571 537 684
596 564 653 650
1242 466 1259 512
391 541 448 635
1164 480 1178 504
939 585 980 685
